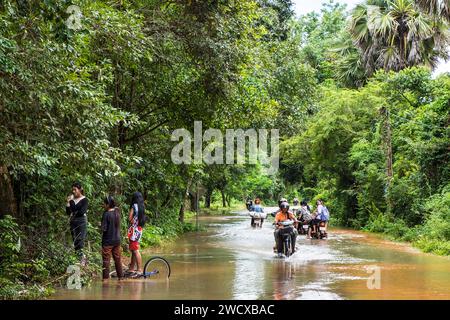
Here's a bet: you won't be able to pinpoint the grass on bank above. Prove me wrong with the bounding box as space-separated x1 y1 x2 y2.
362 212 450 256
360 189 450 256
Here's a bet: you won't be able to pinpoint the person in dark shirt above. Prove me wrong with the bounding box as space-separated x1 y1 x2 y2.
101 195 123 280
66 182 88 264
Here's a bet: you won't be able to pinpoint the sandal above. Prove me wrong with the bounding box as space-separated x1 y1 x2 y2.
124 269 136 276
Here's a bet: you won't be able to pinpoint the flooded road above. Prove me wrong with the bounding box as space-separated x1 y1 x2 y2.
51 208 450 300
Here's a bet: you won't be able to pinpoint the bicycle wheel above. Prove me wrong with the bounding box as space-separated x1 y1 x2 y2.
143 256 171 279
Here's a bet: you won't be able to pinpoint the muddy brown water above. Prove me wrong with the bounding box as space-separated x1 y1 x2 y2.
51 208 450 300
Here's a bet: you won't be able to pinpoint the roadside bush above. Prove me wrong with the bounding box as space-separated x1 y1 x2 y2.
0 215 54 299
362 186 450 255
420 187 450 241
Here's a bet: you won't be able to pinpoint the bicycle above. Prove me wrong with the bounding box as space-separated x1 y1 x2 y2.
110 256 171 279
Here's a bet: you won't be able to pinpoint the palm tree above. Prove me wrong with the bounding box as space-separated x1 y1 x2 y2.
332 33 369 88
416 0 450 21
348 0 449 74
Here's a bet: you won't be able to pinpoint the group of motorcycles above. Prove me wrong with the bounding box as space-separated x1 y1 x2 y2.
246 199 328 258
275 206 328 258
292 206 328 240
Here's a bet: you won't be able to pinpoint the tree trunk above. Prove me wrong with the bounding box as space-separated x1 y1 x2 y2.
189 191 198 212
221 189 226 207
381 107 394 214
204 188 212 208
0 165 18 218
118 121 126 149
178 203 185 224
179 173 194 223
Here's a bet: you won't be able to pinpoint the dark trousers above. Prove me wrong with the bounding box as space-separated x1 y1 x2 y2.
70 216 87 252
102 245 123 279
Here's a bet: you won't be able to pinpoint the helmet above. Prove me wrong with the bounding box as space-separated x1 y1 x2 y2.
280 201 289 210
278 198 288 207
293 198 299 205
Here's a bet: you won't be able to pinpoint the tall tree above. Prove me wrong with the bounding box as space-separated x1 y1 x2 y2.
349 0 449 74
416 0 450 21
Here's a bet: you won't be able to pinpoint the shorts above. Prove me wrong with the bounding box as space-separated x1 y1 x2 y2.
129 240 140 251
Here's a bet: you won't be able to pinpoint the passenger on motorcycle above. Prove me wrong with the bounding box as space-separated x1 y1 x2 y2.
250 198 265 227
274 202 298 255
291 197 300 215
298 201 313 221
300 201 312 216
246 197 253 211
309 199 329 238
297 200 313 236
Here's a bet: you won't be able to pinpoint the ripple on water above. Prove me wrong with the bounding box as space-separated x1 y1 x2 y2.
212 217 373 266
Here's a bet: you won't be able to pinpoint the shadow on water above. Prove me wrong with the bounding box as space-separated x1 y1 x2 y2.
51 209 450 300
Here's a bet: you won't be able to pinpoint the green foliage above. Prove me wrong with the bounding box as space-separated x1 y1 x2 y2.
0 277 54 300
420 186 450 242
282 67 449 254
0 215 23 279
140 210 204 248
362 187 450 256
0 0 449 301
348 0 449 75
294 0 349 83
0 216 54 299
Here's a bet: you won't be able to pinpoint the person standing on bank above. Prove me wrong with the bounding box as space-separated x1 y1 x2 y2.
66 182 88 265
127 192 146 276
101 195 123 280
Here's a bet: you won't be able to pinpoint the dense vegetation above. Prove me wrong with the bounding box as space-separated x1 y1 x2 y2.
0 0 448 299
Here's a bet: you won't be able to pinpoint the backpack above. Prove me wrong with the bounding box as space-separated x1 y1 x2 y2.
321 206 330 220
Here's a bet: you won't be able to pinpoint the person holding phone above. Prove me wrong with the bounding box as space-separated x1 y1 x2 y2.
66 182 88 265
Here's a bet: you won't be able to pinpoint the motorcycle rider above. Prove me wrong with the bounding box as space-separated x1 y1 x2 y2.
291 197 300 216
278 197 288 207
298 200 313 237
271 197 288 217
274 201 298 256
309 199 330 238
250 197 265 227
298 200 312 219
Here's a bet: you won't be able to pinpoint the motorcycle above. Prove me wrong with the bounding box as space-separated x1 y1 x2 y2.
297 219 310 235
296 210 312 235
310 220 328 239
253 217 262 228
249 211 266 229
277 220 295 257
318 221 328 239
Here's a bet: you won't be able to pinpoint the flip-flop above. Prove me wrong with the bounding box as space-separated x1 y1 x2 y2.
124 270 136 276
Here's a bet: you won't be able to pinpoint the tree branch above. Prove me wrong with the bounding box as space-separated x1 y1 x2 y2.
123 119 170 144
